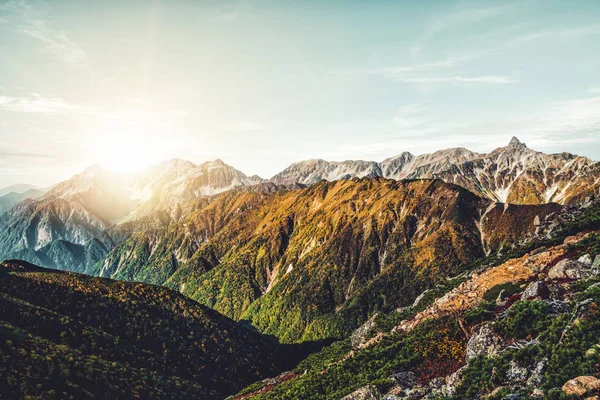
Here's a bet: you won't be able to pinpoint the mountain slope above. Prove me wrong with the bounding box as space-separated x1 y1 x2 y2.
0 159 263 272
0 188 45 215
271 137 600 205
0 260 299 399
96 178 560 343
0 184 43 197
233 202 600 399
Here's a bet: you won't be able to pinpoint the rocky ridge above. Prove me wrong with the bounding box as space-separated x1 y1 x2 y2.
271 137 600 206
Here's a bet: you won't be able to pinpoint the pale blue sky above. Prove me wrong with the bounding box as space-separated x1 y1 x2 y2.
0 0 599 187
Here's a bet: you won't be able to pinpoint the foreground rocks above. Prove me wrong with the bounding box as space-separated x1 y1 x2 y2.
341 385 380 400
562 376 600 397
548 259 592 280
466 324 504 360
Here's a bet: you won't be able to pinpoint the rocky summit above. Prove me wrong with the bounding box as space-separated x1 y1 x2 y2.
272 138 600 205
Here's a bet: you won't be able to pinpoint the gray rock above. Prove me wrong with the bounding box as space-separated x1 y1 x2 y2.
390 371 417 389
426 377 446 398
466 324 504 360
501 394 522 400
445 366 466 396
402 387 429 399
506 360 529 383
592 255 600 275
547 259 591 280
521 281 549 301
543 299 572 315
341 385 381 400
526 357 548 388
351 315 379 349
579 254 593 266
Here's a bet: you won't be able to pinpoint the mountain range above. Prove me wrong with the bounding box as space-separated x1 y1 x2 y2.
1 137 598 276
2 137 600 398
272 137 600 205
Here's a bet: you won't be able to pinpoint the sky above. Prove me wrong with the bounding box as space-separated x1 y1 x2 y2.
0 0 599 188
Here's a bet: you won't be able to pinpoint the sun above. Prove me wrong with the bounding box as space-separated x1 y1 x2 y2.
84 108 170 172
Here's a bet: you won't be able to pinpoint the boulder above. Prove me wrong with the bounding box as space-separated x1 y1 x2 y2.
342 385 381 400
506 360 529 383
466 324 504 360
592 255 600 275
521 281 550 300
531 388 544 398
579 254 593 266
445 366 466 396
382 386 403 399
543 299 573 315
401 387 429 399
526 357 548 388
548 259 591 280
501 394 522 400
562 376 600 397
351 315 379 349
390 371 417 389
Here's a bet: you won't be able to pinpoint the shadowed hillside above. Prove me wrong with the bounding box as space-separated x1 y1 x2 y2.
0 260 310 399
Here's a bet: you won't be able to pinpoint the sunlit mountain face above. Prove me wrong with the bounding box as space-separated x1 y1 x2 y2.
2 1 600 399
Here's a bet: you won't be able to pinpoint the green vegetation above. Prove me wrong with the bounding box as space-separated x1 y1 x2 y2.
0 261 300 399
451 288 600 398
233 317 467 399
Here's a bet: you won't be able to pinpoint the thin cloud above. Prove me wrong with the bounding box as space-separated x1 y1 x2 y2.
0 150 54 159
350 54 515 85
425 2 522 35
0 0 88 66
388 75 517 84
0 94 76 113
512 23 600 44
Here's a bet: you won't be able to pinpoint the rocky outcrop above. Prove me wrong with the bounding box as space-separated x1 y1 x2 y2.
466 324 504 360
341 385 381 400
389 371 417 389
521 280 550 301
526 357 548 388
351 315 379 349
506 360 529 384
562 376 600 397
543 299 572 315
394 234 582 333
547 259 592 280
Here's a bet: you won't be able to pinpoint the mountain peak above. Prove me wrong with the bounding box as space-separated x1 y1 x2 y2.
508 136 526 148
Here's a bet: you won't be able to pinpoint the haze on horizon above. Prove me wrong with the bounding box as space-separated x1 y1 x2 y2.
1 0 599 188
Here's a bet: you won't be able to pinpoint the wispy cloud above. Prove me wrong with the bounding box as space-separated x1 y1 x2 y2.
325 93 600 162
385 75 517 84
350 53 515 86
425 2 522 36
512 22 600 44
0 94 76 113
0 0 87 66
0 150 54 159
